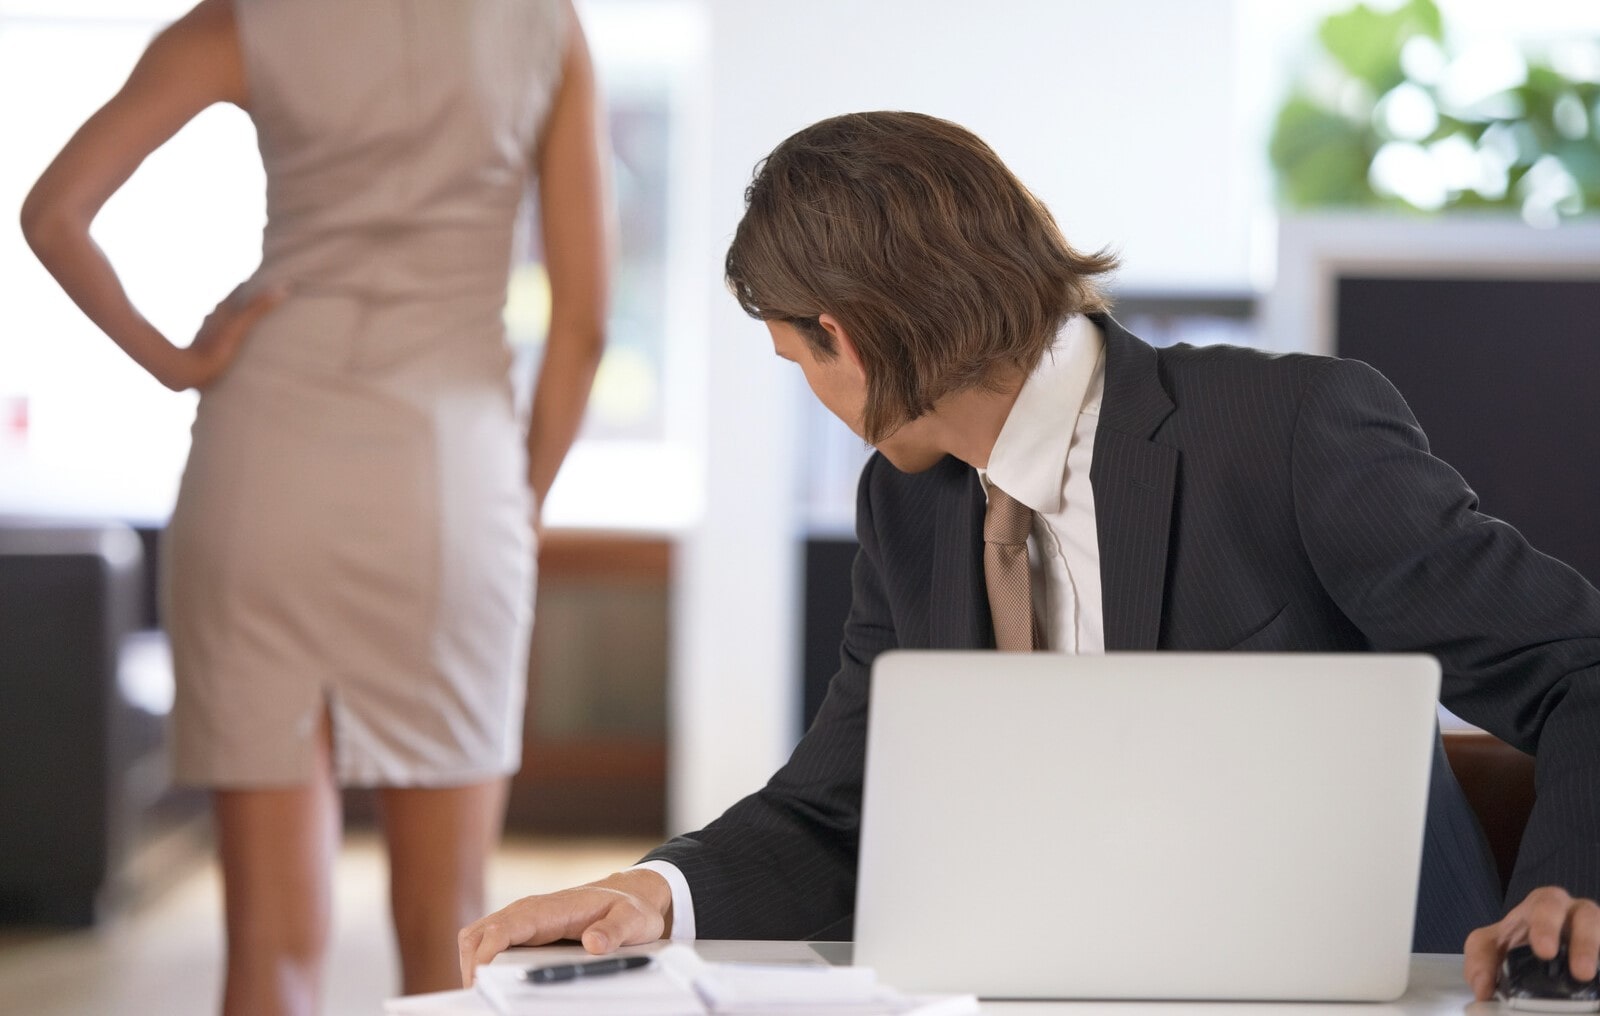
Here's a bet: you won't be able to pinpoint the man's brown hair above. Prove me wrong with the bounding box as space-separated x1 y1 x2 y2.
725 111 1119 443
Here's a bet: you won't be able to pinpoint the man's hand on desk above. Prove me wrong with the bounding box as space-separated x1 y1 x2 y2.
1463 886 1600 999
456 869 673 987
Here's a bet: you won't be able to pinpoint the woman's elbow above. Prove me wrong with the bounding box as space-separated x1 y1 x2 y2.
18 189 77 258
18 191 48 252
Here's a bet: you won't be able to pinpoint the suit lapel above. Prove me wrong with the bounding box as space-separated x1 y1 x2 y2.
929 460 991 649
1091 315 1178 650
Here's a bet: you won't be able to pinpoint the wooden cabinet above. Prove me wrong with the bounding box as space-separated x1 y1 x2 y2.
505 532 670 837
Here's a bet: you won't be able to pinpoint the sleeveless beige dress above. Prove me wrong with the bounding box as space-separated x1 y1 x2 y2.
162 0 568 787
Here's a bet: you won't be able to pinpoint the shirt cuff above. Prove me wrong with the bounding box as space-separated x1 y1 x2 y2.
628 860 696 941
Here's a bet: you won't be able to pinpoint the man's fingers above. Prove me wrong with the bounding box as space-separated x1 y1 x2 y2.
1523 887 1576 959
458 924 484 987
459 917 519 988
579 902 656 955
458 903 553 987
1463 925 1504 1001
1566 899 1600 981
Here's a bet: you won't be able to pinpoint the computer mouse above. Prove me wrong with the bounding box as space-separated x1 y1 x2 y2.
1498 944 1600 1012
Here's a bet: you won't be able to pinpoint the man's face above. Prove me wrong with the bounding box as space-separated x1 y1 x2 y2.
768 319 868 439
767 319 946 473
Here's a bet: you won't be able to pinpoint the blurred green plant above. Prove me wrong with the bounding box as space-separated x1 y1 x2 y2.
1270 0 1600 225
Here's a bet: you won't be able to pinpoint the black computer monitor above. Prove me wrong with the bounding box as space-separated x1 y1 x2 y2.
1267 216 1600 589
1336 275 1600 588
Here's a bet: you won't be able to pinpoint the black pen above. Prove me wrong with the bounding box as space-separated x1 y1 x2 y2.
522 955 652 984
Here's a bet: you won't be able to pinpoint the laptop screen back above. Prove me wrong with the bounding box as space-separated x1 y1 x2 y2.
853 651 1440 1001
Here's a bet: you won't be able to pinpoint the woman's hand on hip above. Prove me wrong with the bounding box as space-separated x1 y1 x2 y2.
163 284 288 390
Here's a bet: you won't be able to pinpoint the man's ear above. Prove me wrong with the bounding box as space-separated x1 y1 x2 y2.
818 313 866 379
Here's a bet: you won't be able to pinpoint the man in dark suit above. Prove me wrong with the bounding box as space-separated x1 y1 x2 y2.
460 112 1600 997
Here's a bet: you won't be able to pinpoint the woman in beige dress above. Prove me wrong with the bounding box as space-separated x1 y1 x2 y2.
21 0 607 1011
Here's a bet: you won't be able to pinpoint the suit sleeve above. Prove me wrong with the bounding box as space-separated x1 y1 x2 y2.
638 455 899 939
1289 357 1600 908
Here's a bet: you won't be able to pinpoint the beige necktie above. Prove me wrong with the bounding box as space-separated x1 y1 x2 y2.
984 484 1040 652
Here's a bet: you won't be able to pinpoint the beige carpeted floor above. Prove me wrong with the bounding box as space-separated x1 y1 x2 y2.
0 832 653 1016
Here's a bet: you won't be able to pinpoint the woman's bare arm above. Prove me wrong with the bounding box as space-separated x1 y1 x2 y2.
19 0 279 392
525 2 610 519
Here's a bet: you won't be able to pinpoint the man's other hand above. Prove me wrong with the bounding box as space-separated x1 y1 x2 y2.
1464 886 1600 999
457 869 673 987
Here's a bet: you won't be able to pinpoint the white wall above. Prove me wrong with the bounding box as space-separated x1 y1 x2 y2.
711 1 1253 291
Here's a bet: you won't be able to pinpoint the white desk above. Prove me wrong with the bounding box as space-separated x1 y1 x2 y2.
386 941 1485 1015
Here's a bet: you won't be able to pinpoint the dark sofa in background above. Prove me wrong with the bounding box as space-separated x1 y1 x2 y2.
0 519 199 926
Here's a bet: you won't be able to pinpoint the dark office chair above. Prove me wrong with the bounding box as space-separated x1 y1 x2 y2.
1442 728 1536 894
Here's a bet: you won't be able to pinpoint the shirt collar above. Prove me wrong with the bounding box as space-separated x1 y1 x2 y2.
979 314 1104 514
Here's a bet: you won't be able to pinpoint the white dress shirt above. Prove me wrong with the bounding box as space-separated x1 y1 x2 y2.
978 313 1106 653
637 314 1109 937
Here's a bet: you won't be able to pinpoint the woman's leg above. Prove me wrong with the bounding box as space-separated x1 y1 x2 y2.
378 777 509 995
212 713 341 1016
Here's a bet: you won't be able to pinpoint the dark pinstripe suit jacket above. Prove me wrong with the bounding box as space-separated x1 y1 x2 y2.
645 315 1600 953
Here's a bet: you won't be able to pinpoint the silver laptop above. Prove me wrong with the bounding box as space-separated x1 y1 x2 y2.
853 651 1440 1001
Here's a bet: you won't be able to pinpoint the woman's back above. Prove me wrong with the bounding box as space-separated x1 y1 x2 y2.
238 0 567 302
